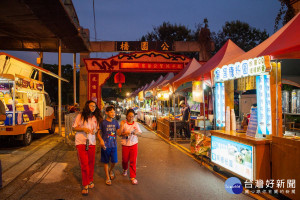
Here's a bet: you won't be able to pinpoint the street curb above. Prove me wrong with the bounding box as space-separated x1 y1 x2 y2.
1 136 63 189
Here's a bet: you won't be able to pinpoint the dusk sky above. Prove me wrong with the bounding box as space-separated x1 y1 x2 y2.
4 0 282 66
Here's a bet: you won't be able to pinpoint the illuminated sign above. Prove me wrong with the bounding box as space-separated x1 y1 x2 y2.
211 136 254 180
192 81 203 103
120 62 183 71
215 82 225 127
116 41 173 52
214 56 272 82
256 75 272 135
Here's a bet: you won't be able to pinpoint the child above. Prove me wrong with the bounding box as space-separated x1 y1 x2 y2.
119 109 142 185
73 100 102 196
97 106 120 185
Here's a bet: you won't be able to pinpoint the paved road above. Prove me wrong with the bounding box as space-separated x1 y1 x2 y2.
0 123 254 200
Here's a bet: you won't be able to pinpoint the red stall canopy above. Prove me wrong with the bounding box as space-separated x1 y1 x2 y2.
182 40 245 86
161 58 203 91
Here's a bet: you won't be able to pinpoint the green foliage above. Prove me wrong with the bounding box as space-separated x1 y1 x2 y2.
141 22 193 42
42 64 78 105
274 0 295 32
212 20 269 53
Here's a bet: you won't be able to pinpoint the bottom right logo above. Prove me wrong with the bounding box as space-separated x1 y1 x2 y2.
225 177 243 194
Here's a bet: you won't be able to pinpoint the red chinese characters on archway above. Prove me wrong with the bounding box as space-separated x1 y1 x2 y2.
120 62 183 70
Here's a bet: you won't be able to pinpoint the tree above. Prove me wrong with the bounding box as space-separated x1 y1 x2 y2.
212 20 269 53
141 22 193 42
42 64 79 105
274 0 296 32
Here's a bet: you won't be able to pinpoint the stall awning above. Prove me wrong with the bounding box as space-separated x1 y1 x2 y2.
0 52 69 82
155 73 175 90
161 58 203 91
221 13 300 66
145 75 164 92
182 40 245 85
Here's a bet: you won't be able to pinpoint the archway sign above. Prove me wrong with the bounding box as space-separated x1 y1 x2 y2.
84 50 191 108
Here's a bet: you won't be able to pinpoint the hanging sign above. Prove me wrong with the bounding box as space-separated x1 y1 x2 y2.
215 82 225 127
214 56 272 82
192 81 203 103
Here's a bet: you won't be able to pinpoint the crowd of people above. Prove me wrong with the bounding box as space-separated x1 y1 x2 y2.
72 100 142 196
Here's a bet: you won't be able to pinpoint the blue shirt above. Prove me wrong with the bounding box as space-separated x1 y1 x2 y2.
100 119 120 148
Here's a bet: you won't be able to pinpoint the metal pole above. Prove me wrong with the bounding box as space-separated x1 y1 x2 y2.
203 79 206 136
275 61 278 137
58 39 62 136
173 93 176 141
12 81 16 126
73 53 76 104
39 52 43 82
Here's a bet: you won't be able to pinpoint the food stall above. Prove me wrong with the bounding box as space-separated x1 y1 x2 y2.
0 52 68 145
211 55 275 182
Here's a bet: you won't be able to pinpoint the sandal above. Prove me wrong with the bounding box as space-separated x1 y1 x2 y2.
131 178 138 185
122 170 127 176
105 179 112 186
110 171 115 180
81 186 89 196
88 182 95 189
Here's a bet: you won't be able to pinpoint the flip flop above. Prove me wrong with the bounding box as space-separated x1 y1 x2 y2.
81 186 89 196
88 182 94 189
110 171 115 180
105 179 112 186
131 178 138 185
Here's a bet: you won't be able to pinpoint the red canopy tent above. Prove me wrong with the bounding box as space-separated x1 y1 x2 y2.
154 73 175 90
181 40 245 86
161 58 203 92
220 12 300 66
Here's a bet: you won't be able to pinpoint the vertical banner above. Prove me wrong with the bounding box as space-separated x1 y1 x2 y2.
89 74 99 103
264 75 272 135
215 82 225 127
256 75 272 136
192 81 203 102
256 75 266 135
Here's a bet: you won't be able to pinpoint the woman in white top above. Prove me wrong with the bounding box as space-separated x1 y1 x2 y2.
119 109 142 185
73 100 103 196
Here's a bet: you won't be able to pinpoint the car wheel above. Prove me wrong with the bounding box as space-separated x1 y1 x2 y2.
49 121 55 134
22 128 32 146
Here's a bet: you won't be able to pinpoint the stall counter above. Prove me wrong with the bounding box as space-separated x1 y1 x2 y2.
210 130 271 182
272 135 299 200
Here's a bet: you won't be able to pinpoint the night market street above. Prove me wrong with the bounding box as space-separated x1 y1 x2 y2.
0 122 252 200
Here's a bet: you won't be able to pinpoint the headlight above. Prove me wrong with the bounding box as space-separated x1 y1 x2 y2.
117 109 120 111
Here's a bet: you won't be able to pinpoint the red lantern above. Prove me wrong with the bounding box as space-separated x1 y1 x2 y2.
114 73 125 91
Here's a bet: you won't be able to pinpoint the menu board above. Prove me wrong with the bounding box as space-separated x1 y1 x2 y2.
256 75 271 135
215 83 225 127
246 108 258 138
211 136 254 180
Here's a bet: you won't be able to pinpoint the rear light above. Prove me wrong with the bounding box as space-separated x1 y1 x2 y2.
6 127 13 131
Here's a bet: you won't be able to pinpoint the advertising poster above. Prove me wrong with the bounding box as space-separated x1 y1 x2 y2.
211 136 254 180
264 75 272 135
256 75 266 135
215 83 225 127
246 108 258 137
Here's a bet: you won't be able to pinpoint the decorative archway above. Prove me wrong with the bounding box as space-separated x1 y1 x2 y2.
84 50 191 108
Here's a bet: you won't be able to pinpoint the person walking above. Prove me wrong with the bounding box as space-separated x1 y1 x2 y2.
97 106 120 186
119 109 142 185
72 100 103 196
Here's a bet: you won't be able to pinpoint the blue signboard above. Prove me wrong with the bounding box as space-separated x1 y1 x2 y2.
215 83 225 127
256 75 272 135
211 136 254 180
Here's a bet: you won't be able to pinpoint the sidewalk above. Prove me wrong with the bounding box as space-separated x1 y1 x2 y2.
0 123 254 200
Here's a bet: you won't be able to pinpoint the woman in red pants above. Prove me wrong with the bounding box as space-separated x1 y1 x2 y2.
119 109 142 185
73 100 103 195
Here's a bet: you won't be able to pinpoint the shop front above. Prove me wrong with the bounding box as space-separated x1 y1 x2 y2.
211 55 275 182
